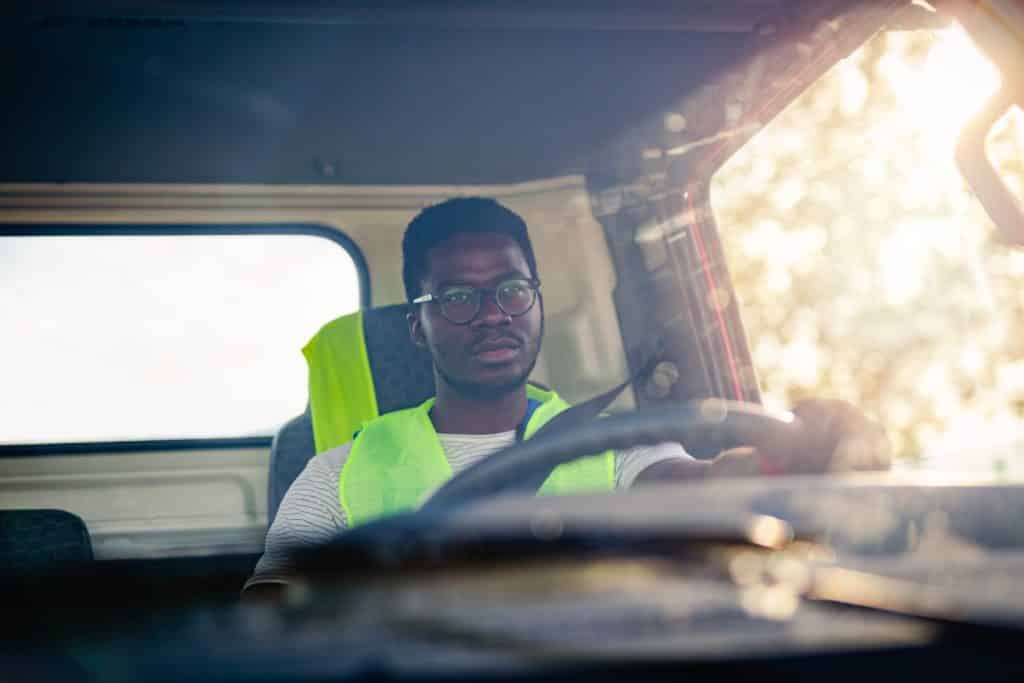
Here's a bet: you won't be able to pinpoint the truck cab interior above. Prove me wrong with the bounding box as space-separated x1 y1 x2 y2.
5 1 1024 680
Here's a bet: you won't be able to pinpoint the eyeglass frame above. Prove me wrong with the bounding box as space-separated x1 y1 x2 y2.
411 277 542 325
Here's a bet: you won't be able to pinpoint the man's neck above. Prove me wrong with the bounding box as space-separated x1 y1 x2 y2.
430 381 528 434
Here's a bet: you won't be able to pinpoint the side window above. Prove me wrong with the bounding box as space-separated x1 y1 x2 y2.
0 228 365 446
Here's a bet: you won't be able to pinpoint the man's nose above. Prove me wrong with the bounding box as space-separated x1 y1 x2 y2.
472 290 510 326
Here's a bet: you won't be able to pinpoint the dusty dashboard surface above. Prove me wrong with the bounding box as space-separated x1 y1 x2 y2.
9 477 1024 682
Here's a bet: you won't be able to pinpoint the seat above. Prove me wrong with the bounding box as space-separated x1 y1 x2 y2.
267 406 317 524
266 304 435 523
0 508 93 576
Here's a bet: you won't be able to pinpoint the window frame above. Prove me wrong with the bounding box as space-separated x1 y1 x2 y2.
0 222 370 456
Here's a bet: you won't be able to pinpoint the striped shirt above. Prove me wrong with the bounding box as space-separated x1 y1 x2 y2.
245 433 693 589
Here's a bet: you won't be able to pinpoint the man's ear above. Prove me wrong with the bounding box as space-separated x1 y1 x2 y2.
408 309 427 348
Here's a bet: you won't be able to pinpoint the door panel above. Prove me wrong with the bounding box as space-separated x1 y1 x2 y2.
0 447 268 560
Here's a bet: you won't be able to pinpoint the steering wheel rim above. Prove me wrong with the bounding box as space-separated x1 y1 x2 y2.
421 399 808 511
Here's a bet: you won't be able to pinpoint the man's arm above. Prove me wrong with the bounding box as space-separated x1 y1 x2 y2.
615 442 706 488
631 447 761 483
242 444 352 600
244 582 287 603
632 398 890 483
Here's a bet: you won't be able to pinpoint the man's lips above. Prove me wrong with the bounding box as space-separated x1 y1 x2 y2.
473 338 521 352
471 337 523 362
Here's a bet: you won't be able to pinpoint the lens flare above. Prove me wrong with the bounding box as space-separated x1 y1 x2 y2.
880 25 1001 159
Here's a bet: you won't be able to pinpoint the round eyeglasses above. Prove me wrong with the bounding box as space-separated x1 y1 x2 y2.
412 278 541 325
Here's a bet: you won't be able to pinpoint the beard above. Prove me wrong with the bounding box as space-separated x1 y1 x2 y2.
432 315 544 401
433 350 540 400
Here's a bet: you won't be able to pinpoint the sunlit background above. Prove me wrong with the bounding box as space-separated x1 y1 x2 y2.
713 24 1024 473
0 235 360 443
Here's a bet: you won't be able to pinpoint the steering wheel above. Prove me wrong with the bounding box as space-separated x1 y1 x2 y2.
287 401 810 579
421 400 810 511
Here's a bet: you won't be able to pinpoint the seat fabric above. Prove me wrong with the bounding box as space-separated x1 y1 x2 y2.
0 509 93 575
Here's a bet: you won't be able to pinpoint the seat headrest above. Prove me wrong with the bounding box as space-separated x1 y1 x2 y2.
303 304 434 453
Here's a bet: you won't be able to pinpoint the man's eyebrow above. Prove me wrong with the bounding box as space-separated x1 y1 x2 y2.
434 271 531 289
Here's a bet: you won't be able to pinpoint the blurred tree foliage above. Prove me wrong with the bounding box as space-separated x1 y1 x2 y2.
712 27 1024 465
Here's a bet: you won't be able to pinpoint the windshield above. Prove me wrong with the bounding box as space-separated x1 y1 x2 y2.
6 2 1024 678
713 23 1024 475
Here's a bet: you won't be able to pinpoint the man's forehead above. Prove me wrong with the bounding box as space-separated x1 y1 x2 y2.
424 232 530 281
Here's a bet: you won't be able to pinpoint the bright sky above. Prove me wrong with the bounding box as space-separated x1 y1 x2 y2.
0 234 360 443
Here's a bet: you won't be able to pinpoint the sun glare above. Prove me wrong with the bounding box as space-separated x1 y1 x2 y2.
880 25 1001 158
714 20 1024 463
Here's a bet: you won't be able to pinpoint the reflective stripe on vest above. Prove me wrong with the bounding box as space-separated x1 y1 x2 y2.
302 310 379 455
339 385 615 527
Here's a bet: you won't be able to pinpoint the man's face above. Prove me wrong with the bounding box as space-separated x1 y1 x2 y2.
409 232 542 398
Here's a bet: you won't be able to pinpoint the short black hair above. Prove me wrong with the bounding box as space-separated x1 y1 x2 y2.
401 197 538 301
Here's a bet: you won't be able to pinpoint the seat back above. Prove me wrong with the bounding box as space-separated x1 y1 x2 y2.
267 304 434 522
0 509 93 576
267 407 316 523
361 304 437 416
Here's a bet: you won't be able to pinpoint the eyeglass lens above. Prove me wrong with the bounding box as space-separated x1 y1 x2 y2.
439 280 536 323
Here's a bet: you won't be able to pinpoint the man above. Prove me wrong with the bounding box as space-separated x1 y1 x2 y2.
244 197 888 596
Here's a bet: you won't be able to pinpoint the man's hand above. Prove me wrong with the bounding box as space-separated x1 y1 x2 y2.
713 398 891 476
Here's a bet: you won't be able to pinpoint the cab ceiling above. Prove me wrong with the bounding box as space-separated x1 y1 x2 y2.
0 3 784 185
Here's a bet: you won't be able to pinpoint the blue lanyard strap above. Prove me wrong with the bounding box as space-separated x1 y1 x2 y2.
515 398 542 442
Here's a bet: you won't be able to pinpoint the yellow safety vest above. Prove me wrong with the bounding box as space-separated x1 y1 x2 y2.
338 386 615 527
